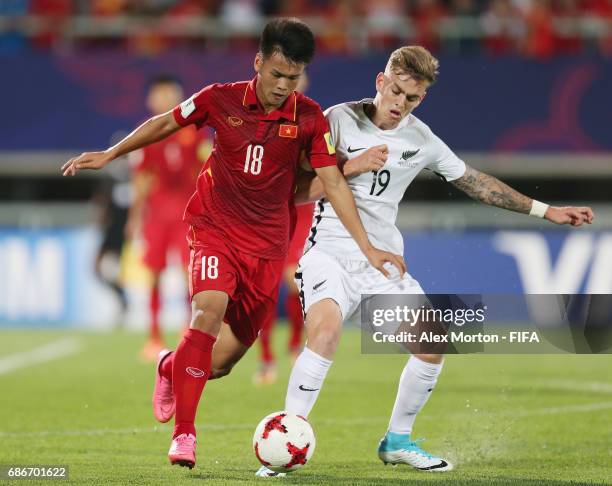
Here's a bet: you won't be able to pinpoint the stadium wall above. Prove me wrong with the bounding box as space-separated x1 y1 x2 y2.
1 53 611 152
0 227 610 327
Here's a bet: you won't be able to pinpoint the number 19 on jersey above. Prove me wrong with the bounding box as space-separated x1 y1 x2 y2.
370 169 391 196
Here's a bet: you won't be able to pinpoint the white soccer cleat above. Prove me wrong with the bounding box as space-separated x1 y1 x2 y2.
255 465 287 477
378 432 453 472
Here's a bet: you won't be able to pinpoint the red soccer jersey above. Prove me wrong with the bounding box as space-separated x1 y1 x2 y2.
172 76 336 260
131 126 202 224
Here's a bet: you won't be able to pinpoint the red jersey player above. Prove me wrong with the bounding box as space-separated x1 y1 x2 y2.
62 18 405 469
126 75 204 362
255 73 314 385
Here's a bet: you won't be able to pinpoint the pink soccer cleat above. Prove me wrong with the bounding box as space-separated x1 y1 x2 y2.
152 349 175 423
168 433 197 469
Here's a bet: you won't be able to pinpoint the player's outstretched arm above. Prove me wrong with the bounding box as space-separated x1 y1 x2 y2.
451 165 594 226
314 165 407 278
61 111 181 176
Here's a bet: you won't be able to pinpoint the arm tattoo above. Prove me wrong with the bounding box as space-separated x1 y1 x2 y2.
450 165 532 214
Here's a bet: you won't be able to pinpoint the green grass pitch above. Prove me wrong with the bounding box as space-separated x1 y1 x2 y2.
1 326 611 485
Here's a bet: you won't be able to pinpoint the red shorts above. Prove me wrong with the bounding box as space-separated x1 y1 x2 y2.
142 219 190 272
188 226 284 347
286 203 315 265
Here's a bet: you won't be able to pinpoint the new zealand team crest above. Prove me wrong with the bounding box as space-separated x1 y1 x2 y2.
398 148 421 168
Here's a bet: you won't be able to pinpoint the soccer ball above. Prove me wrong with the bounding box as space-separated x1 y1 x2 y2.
253 411 316 473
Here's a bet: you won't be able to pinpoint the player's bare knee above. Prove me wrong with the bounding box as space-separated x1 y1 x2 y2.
190 307 224 334
190 290 229 334
307 316 341 357
310 332 339 357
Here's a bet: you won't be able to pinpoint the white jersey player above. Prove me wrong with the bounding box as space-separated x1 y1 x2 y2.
296 97 466 321
306 97 465 261
256 46 594 477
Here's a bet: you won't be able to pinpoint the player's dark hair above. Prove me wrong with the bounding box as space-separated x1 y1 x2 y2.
147 74 183 90
259 18 315 65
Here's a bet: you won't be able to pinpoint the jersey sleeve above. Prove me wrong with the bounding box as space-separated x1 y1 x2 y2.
306 109 337 169
425 131 466 182
172 84 216 129
323 106 347 169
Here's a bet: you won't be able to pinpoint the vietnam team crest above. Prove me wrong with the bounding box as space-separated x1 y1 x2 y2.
279 124 298 138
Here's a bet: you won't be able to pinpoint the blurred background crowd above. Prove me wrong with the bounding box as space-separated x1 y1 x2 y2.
1 0 611 57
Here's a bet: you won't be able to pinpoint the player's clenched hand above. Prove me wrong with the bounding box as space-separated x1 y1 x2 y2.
364 247 407 279
545 206 594 227
346 145 388 175
61 151 113 176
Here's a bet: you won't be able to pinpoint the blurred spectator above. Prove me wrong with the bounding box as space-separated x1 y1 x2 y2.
447 0 481 51
313 1 353 53
129 0 179 15
90 0 129 17
166 0 215 16
28 0 72 50
511 0 533 15
522 0 556 58
0 0 29 52
157 0 213 51
410 0 448 52
361 0 406 50
0 0 609 56
481 0 525 54
220 0 262 33
259 0 280 16
553 0 583 53
589 0 612 55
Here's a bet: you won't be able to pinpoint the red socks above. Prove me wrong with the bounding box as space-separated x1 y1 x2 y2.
286 294 304 352
258 294 303 364
150 283 161 341
259 312 276 364
172 328 216 438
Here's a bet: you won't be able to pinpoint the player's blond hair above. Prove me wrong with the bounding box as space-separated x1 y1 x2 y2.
385 46 439 85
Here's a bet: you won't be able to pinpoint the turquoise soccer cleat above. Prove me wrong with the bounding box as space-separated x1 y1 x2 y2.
255 465 286 478
378 432 453 472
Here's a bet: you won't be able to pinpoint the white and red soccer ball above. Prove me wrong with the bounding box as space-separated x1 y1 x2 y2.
253 411 316 473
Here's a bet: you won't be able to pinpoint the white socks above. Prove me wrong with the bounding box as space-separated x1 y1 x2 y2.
285 349 441 433
285 347 332 418
387 356 444 435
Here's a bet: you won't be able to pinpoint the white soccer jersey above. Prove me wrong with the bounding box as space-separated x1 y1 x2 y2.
304 99 466 260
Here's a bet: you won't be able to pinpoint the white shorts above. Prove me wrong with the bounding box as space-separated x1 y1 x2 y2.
295 247 424 321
